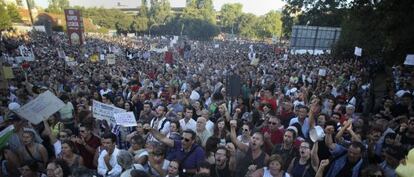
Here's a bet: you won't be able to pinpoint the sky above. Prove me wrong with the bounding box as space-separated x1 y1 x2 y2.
33 0 285 16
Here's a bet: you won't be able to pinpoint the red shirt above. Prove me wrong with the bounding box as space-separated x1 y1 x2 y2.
261 127 284 154
164 51 173 64
76 134 100 169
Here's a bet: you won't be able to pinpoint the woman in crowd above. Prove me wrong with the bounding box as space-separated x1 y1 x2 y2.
144 146 170 177
249 154 291 177
58 140 84 169
213 118 229 146
165 160 180 177
18 130 49 172
46 159 71 177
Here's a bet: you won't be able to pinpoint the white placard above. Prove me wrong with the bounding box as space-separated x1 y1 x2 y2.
100 54 105 61
354 47 362 56
114 112 137 127
92 100 126 124
404 54 414 66
318 69 327 76
15 91 65 124
106 54 116 65
214 44 219 48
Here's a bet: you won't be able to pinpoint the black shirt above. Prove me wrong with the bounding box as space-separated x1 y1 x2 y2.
336 160 355 177
210 163 232 177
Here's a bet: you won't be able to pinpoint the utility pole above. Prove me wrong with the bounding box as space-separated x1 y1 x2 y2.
26 0 34 25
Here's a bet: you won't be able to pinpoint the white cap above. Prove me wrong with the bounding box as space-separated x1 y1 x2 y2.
190 90 200 101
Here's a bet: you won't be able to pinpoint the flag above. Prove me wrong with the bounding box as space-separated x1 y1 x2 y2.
0 125 14 149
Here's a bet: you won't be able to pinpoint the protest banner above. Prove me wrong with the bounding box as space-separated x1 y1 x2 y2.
64 9 84 45
114 112 137 127
354 47 362 57
106 54 116 65
92 100 126 124
15 91 65 124
0 125 14 149
404 54 414 66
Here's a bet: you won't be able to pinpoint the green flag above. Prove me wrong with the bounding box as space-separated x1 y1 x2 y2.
0 125 14 149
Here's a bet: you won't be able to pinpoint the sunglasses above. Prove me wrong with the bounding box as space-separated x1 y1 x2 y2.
183 138 191 142
243 128 249 132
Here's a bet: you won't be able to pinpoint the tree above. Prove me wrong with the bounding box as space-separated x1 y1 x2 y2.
7 3 22 23
0 0 11 31
130 16 148 33
46 0 69 13
220 3 243 33
238 13 259 38
149 0 172 25
258 11 283 38
139 0 149 17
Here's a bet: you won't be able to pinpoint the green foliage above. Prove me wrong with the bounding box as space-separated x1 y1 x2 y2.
282 0 414 64
46 0 69 13
237 13 259 38
7 3 22 23
258 11 283 38
149 0 172 25
220 3 243 33
0 0 12 31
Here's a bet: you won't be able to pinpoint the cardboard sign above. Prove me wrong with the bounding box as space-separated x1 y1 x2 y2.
106 54 116 65
114 112 137 127
15 91 65 124
354 47 362 56
92 100 126 124
404 54 414 66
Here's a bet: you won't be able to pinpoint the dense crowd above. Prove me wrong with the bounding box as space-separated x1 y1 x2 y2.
0 30 413 177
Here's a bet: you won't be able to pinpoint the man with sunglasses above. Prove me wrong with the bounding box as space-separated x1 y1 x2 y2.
149 128 205 177
260 115 284 154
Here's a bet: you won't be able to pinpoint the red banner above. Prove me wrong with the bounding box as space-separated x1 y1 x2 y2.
64 9 84 46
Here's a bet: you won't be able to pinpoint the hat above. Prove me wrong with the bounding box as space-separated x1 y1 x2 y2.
8 102 20 111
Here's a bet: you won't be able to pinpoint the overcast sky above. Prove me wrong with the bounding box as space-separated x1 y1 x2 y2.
34 0 285 16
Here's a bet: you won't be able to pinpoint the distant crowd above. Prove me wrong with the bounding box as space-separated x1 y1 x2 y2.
0 30 413 177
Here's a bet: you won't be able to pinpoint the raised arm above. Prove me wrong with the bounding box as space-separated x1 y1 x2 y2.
335 121 351 143
324 125 336 151
315 159 330 177
311 141 320 172
149 128 174 147
229 119 249 152
226 143 237 172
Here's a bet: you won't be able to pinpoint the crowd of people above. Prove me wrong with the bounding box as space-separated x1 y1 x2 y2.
0 29 413 177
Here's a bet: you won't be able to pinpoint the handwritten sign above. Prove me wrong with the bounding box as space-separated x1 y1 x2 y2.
15 91 65 124
114 112 137 127
92 100 126 124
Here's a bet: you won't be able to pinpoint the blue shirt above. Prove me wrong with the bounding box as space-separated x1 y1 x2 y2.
169 140 205 170
325 144 364 177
